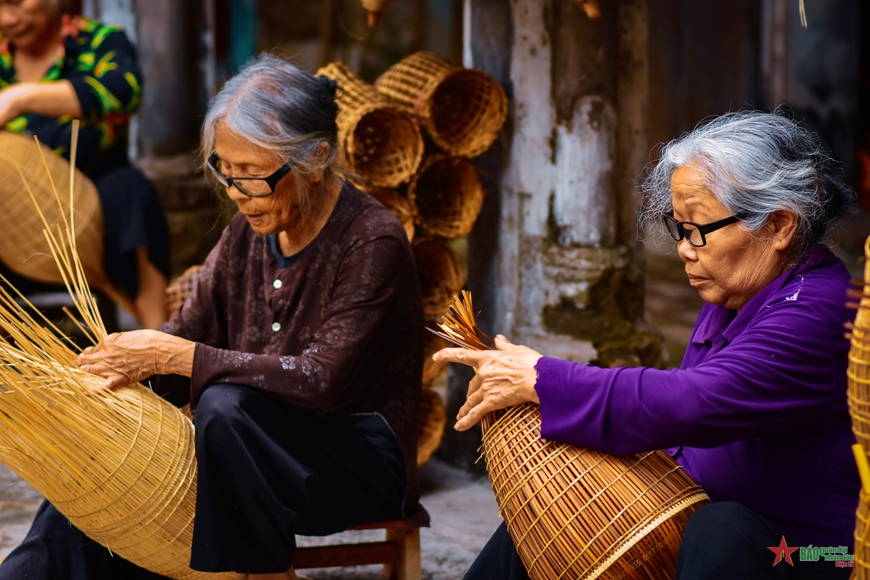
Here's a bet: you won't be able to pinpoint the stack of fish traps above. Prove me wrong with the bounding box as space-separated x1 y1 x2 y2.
318 51 507 464
847 235 870 578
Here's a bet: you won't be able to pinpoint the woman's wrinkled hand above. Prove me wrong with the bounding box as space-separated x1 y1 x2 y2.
432 335 543 431
74 330 195 395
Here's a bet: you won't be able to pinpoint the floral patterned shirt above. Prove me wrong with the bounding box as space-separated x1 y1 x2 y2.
154 183 429 527
0 16 142 177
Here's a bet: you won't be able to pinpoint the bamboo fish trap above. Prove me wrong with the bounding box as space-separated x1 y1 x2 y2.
412 238 465 320
0 132 131 311
364 186 416 242
375 51 508 158
410 154 485 239
317 62 423 189
0 126 240 580
846 235 870 577
432 291 710 580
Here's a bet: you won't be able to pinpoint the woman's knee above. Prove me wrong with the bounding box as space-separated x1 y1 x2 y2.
195 384 252 442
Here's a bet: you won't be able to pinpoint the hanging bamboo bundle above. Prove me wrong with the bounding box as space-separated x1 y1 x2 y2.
375 51 508 158
364 186 416 242
0 132 131 311
0 129 241 580
317 62 423 188
412 238 465 320
432 292 710 580
409 154 485 240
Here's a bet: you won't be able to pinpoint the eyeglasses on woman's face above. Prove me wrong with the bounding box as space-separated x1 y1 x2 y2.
206 151 293 198
662 211 744 248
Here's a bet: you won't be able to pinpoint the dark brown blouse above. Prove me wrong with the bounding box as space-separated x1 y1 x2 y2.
153 183 428 526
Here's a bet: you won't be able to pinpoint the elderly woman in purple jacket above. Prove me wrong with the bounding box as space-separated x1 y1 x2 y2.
438 112 860 580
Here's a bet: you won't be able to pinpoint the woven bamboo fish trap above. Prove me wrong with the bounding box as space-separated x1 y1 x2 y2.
317 62 423 189
417 388 446 466
432 292 710 580
165 264 204 318
0 132 130 309
365 186 416 242
375 51 508 158
422 327 450 384
410 155 485 239
412 238 465 320
0 126 241 580
847 235 870 577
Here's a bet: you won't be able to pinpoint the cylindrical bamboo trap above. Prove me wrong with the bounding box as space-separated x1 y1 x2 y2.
417 388 446 466
317 62 423 188
412 238 465 320
365 186 416 242
0 128 241 580
410 155 485 239
847 235 870 577
422 326 450 384
432 292 709 580
375 51 508 158
0 132 130 310
165 264 204 318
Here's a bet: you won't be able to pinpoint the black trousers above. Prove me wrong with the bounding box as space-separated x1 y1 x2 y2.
464 502 853 580
0 383 406 578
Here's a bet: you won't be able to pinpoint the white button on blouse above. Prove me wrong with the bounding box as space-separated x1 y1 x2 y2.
271 322 281 332
273 279 283 289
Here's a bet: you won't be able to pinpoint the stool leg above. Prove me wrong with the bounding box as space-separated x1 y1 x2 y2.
383 527 421 580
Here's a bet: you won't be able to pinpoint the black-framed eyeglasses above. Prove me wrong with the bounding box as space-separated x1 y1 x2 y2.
663 211 744 247
206 151 293 197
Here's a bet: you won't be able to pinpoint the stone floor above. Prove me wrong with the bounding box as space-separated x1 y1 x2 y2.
0 243 864 577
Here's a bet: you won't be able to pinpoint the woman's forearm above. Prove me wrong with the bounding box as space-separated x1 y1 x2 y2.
2 81 83 120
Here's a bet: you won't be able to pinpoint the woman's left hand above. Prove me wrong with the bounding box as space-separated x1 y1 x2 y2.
75 330 195 394
432 335 543 431
0 85 29 126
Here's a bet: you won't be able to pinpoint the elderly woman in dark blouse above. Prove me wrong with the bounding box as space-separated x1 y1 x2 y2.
439 112 859 580
0 54 427 580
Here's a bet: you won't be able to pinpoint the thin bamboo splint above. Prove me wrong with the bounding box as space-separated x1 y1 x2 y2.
431 291 709 580
0 124 240 579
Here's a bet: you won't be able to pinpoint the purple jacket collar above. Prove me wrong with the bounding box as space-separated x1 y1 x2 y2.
690 246 833 345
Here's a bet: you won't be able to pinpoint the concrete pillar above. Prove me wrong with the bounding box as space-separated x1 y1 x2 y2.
439 0 659 471
135 0 204 157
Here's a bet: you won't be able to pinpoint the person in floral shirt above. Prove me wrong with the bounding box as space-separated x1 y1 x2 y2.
0 0 170 328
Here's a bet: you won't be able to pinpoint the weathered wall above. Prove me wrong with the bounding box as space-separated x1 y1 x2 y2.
440 0 659 471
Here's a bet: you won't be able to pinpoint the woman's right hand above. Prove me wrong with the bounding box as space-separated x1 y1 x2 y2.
74 330 195 394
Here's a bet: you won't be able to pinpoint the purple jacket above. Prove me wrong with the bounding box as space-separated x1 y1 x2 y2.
536 246 859 546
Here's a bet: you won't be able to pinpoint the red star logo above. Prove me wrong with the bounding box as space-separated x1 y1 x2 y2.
767 536 799 566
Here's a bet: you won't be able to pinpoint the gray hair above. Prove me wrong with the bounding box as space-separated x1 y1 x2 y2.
202 54 341 212
641 111 856 259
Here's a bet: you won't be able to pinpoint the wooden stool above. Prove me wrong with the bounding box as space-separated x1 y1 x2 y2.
294 520 421 580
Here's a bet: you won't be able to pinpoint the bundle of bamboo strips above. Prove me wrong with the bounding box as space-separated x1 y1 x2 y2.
0 124 240 579
432 292 709 580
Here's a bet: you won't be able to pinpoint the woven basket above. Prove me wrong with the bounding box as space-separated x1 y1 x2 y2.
0 379 241 580
482 404 709 580
0 133 126 301
365 187 416 242
849 236 870 578
165 265 204 318
412 238 465 320
417 388 446 466
423 326 450 384
856 488 870 578
317 62 423 188
375 51 508 158
410 155 485 239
